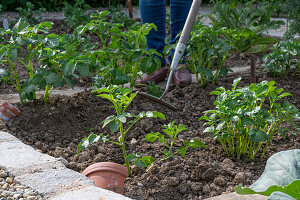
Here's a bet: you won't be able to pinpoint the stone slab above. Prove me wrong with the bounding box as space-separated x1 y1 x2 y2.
205 192 267 200
0 131 20 143
15 168 94 197
50 186 132 200
0 87 86 104
0 140 65 176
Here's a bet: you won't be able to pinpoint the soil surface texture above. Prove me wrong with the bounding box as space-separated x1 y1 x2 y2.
2 71 300 200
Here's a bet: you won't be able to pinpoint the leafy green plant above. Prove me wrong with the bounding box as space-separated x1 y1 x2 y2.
90 22 161 88
77 85 165 176
283 0 300 39
146 81 163 98
145 121 206 171
186 24 232 87
62 0 90 28
75 11 116 49
262 40 300 77
16 2 46 23
235 149 300 200
22 30 94 103
108 5 136 29
0 68 10 84
209 1 284 35
0 19 53 103
199 78 300 160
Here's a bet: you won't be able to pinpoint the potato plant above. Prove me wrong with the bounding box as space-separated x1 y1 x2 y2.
262 40 300 77
186 24 232 87
145 121 206 171
199 78 300 160
0 19 53 102
77 85 165 176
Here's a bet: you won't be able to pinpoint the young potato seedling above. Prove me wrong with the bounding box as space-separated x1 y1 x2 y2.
77 85 165 176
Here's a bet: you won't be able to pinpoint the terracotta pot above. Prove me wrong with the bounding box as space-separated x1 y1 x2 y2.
83 162 128 194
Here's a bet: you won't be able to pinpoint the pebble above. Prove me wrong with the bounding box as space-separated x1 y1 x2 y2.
0 173 8 178
13 193 21 199
130 138 137 145
6 177 13 184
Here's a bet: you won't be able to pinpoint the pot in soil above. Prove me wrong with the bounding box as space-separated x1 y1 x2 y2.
82 162 128 194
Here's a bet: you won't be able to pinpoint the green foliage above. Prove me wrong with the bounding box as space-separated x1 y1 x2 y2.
235 149 300 200
262 40 300 77
283 0 300 39
16 2 46 23
209 1 283 54
62 0 90 28
0 68 10 84
145 121 206 164
210 1 284 34
0 19 53 103
186 23 232 87
0 18 95 104
146 82 163 98
77 85 165 176
78 15 160 88
108 5 136 29
199 78 300 160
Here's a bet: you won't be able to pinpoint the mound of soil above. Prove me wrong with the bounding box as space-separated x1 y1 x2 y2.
2 72 300 200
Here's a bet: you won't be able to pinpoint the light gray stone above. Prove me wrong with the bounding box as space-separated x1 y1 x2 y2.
15 168 93 197
55 157 69 166
0 140 65 176
50 186 132 200
205 192 267 200
0 172 8 178
0 131 19 143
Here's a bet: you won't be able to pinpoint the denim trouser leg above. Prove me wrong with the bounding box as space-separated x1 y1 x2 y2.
169 0 193 63
139 0 166 66
139 0 192 66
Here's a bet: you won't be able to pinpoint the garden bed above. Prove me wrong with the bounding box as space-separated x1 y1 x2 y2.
2 71 300 200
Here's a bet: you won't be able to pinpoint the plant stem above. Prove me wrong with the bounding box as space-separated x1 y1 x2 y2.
119 122 131 176
130 62 138 88
43 84 53 103
7 56 23 103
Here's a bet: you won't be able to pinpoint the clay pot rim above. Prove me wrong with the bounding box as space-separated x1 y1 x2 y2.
83 162 128 177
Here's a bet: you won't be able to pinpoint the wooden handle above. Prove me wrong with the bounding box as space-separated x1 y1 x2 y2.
128 0 133 19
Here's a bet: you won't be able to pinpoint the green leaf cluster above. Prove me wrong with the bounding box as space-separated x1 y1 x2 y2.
187 23 232 87
199 78 300 160
145 121 206 171
262 40 300 77
209 1 283 54
76 11 161 88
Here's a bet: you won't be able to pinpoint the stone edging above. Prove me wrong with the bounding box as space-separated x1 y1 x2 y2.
0 131 131 200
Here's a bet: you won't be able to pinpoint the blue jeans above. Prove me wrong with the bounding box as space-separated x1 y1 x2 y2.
139 0 193 67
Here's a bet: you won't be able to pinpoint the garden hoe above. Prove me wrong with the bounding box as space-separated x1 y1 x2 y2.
139 0 202 111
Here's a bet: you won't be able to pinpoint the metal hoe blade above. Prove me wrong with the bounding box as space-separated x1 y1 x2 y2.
138 0 202 111
139 91 177 111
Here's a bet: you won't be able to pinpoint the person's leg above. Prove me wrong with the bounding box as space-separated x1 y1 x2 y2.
169 0 192 62
136 0 167 86
139 0 166 66
169 0 193 86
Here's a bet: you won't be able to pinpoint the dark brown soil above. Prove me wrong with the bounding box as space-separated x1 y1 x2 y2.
2 71 300 200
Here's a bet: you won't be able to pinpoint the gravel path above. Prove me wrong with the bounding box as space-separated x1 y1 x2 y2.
0 169 43 200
